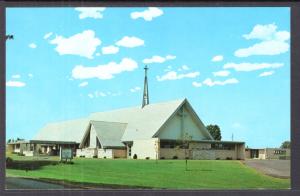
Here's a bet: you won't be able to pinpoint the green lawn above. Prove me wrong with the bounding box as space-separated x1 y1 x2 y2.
6 155 290 189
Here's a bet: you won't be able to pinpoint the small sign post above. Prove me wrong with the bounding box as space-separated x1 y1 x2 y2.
60 147 73 163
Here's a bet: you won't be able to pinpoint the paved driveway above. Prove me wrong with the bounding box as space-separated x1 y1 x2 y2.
244 159 290 178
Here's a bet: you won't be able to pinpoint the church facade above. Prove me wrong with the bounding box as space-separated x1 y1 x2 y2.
7 66 245 160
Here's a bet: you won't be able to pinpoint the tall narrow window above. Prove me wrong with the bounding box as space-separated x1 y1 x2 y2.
96 137 101 148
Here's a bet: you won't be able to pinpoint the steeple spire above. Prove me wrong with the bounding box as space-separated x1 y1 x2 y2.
142 65 149 108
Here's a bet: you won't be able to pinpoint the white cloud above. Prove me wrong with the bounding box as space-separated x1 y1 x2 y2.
112 92 122 96
157 71 200 82
235 23 290 57
116 36 144 48
213 70 230 77
96 52 101 56
130 86 141 93
212 55 223 62
131 7 163 21
66 76 74 81
178 65 189 72
223 62 284 72
166 55 176 60
28 73 33 78
75 7 106 19
235 41 289 57
95 91 107 97
203 78 239 87
72 58 138 80
143 55 176 64
79 81 88 87
192 81 202 88
88 90 120 99
181 65 189 71
49 30 101 59
6 81 26 87
259 71 275 77
12 74 20 79
29 43 37 49
164 65 173 72
43 32 53 39
232 122 242 129
243 24 277 40
102 45 119 55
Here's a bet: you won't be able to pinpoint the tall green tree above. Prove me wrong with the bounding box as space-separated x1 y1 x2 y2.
280 141 290 149
206 125 222 140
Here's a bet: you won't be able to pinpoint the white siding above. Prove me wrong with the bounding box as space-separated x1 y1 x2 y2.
131 138 159 159
98 149 113 158
157 106 207 140
89 125 97 148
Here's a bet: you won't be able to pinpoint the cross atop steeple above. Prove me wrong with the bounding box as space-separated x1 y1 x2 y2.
142 65 149 108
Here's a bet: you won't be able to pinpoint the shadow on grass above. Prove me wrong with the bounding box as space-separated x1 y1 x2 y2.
37 178 155 189
7 160 59 171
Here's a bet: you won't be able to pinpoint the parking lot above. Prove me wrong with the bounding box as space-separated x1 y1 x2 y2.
244 159 290 178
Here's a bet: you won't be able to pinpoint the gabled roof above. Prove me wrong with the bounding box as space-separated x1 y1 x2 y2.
152 99 213 140
33 118 90 143
89 99 187 141
34 98 213 144
80 120 127 148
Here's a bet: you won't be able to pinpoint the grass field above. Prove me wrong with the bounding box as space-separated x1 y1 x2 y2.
6 154 290 189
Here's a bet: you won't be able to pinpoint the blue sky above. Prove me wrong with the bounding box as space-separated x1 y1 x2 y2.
6 7 290 148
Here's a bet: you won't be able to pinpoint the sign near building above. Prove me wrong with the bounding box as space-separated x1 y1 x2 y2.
60 147 73 162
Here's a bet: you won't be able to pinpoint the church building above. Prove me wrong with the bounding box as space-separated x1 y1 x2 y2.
8 66 245 160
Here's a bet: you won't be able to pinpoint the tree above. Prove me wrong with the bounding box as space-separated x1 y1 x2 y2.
206 124 222 140
280 141 290 149
6 35 14 41
174 132 192 171
7 139 11 144
182 132 192 171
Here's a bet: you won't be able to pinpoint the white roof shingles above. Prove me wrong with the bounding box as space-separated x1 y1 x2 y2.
90 120 127 147
34 99 212 145
34 118 90 143
89 99 185 141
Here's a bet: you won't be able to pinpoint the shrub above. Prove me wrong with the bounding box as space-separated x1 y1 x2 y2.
92 155 97 158
103 156 106 159
216 157 220 160
145 157 150 160
133 154 137 159
6 157 13 168
160 157 165 159
226 157 232 160
172 156 178 159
